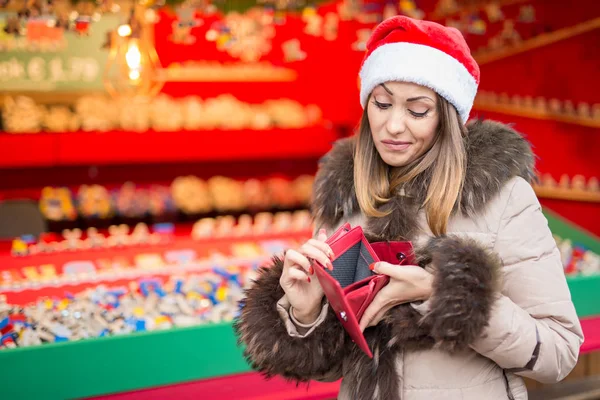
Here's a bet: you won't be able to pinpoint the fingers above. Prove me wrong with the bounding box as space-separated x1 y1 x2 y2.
285 249 311 273
286 265 310 283
359 294 386 332
300 244 332 271
306 238 334 259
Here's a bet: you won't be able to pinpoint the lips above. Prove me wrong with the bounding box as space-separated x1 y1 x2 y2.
381 139 411 151
382 140 411 145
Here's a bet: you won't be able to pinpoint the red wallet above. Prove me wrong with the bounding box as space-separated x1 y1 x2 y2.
312 224 415 358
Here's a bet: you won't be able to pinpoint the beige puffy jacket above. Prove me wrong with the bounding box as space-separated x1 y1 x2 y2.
235 121 584 400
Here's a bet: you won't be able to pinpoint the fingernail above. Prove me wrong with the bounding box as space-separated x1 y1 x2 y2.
319 228 326 236
329 251 335 260
328 261 333 271
308 266 314 275
369 263 376 271
307 276 311 283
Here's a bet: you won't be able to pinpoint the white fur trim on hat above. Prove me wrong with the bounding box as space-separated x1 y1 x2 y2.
359 42 478 123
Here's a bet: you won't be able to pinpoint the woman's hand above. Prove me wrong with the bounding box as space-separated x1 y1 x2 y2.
358 262 434 332
280 229 334 324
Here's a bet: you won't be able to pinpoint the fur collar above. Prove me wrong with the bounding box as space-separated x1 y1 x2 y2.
312 119 536 240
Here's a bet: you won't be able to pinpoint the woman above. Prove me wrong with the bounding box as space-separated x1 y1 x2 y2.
234 16 583 400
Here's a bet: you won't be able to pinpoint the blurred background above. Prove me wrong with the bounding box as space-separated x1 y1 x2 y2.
0 0 599 399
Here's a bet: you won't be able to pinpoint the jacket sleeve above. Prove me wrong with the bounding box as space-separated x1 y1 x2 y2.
468 177 584 383
233 256 347 383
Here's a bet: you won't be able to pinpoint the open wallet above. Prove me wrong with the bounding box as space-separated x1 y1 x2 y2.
312 223 415 358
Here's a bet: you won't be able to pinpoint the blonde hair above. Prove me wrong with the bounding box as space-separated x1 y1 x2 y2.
354 95 467 236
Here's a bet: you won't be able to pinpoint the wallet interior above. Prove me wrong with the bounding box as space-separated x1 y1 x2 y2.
328 240 375 288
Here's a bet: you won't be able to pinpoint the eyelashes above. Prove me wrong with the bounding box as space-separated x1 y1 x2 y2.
371 100 430 118
372 99 391 110
409 110 429 118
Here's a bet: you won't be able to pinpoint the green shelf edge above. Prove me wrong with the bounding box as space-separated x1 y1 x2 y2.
567 274 600 318
0 322 252 400
0 208 598 400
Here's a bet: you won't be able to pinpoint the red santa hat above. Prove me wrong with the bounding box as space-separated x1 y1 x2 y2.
359 16 480 123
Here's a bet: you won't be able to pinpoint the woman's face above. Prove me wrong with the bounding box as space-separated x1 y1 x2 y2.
367 81 440 167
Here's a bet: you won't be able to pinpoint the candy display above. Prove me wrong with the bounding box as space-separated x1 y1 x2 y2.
3 230 300 294
37 175 314 228
555 235 600 276
150 95 185 132
208 176 247 212
171 175 315 215
149 185 177 217
242 179 272 211
75 95 121 132
1 94 323 134
62 228 84 251
0 268 255 349
266 177 300 208
292 175 316 205
114 182 151 218
1 96 46 133
44 106 81 132
12 211 311 259
119 96 152 132
190 210 312 239
171 176 213 215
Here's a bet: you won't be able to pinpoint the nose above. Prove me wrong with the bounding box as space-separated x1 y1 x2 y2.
386 108 407 135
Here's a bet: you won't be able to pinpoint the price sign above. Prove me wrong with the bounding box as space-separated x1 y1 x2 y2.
0 14 119 92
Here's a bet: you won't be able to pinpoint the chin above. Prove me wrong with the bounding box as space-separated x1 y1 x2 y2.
379 152 413 167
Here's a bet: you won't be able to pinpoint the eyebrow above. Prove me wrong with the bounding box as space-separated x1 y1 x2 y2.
380 83 394 95
406 96 435 103
378 84 434 103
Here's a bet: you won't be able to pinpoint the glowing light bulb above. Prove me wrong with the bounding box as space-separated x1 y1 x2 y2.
125 40 142 83
125 41 142 70
118 24 132 37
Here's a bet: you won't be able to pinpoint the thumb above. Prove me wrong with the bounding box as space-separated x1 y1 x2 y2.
358 298 380 332
370 261 401 278
317 228 327 242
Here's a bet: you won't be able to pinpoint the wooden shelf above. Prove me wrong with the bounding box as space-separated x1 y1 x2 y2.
474 17 600 65
0 126 337 168
474 102 600 128
535 186 600 203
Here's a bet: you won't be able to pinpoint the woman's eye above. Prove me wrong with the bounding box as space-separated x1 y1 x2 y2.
409 110 429 118
373 99 391 110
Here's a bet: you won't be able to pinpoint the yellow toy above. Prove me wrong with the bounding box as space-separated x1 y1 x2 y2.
39 187 77 221
77 185 113 219
11 238 28 257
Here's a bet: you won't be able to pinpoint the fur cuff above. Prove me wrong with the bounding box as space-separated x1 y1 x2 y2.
233 257 347 382
417 236 501 351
